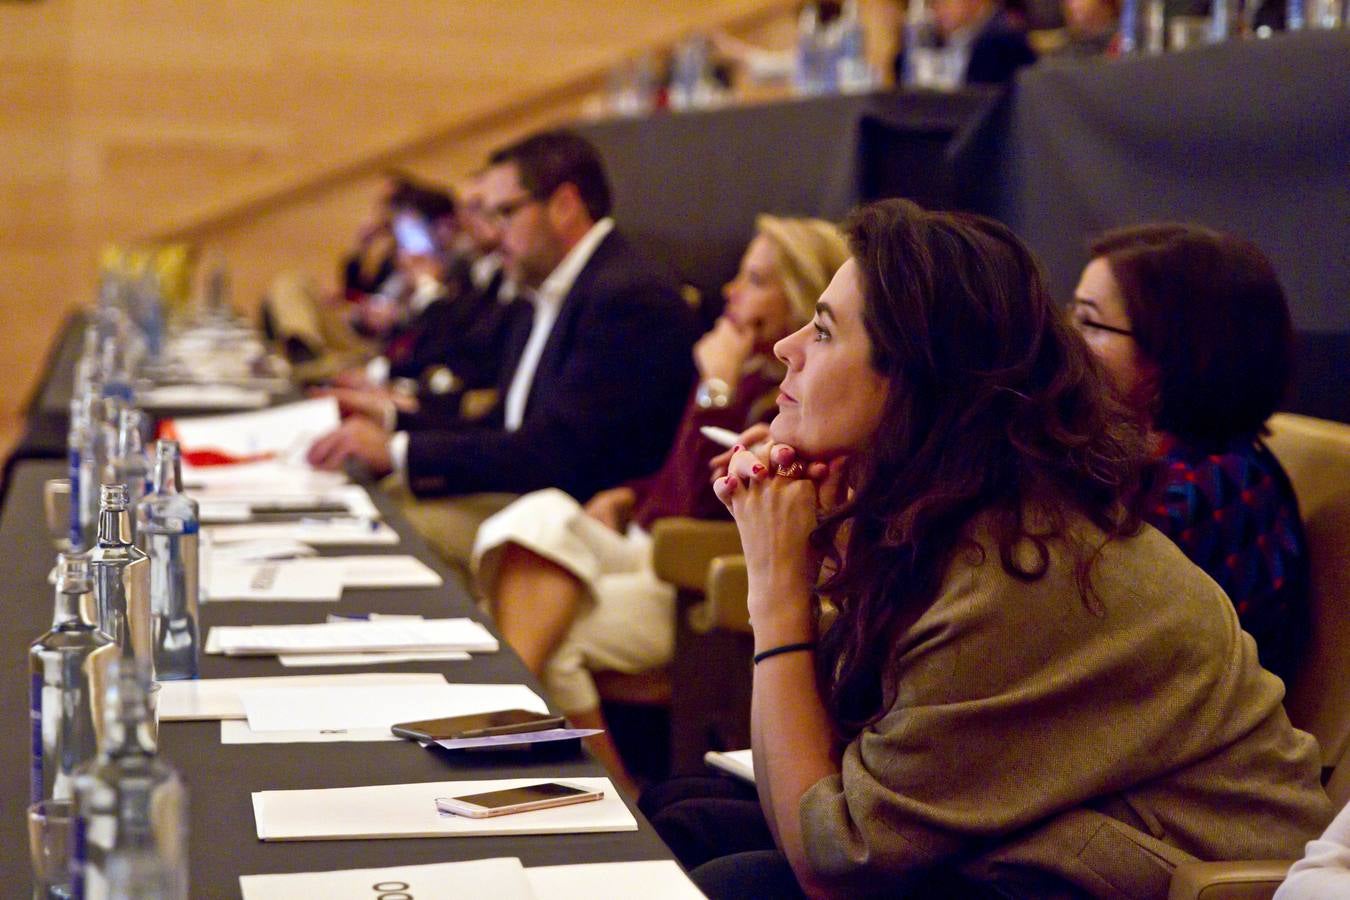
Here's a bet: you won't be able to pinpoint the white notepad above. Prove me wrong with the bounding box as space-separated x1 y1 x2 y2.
240 858 534 900
157 672 447 721
207 618 498 656
206 561 345 602
237 682 548 737
207 520 400 547
278 650 470 668
526 861 707 900
251 777 634 840
206 556 442 601
704 748 754 784
198 485 380 524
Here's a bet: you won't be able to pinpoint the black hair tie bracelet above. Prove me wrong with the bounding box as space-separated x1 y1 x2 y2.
753 641 817 665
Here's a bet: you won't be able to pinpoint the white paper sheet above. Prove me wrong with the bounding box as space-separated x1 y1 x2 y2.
170 397 339 461
208 618 498 656
139 384 270 410
207 519 399 546
526 861 707 900
157 672 446 721
199 485 380 523
703 748 754 783
184 460 348 494
251 777 634 840
206 561 345 602
278 651 469 668
221 720 400 744
205 539 318 563
309 555 443 589
239 683 548 734
240 858 535 900
206 557 441 602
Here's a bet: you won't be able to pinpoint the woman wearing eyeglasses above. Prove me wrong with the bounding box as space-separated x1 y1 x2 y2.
1070 224 1309 684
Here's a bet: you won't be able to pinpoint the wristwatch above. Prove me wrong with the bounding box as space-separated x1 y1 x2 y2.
695 377 733 411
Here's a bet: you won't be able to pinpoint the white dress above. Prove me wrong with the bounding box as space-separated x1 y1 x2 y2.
472 488 676 713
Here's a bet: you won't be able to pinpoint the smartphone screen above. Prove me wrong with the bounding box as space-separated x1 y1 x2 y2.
452 782 590 810
392 213 435 256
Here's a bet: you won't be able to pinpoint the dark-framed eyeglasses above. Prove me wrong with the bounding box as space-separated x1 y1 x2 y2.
483 194 540 228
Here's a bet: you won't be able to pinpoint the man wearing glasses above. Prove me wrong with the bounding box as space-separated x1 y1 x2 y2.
308 129 699 566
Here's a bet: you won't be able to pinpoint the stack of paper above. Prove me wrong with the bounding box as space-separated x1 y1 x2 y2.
206 618 498 657
206 556 442 602
207 519 400 547
170 397 340 466
157 672 447 721
251 777 634 840
198 485 380 524
240 859 705 900
225 682 549 743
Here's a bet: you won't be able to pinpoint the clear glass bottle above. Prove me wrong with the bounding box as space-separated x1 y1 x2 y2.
135 441 200 681
30 553 115 805
88 484 152 673
73 660 188 900
108 409 152 532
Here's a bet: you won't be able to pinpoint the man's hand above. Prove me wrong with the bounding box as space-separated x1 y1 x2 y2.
306 418 394 476
583 486 637 533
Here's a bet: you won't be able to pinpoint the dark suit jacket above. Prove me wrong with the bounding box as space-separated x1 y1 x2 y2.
387 265 520 389
404 229 699 501
964 10 1037 85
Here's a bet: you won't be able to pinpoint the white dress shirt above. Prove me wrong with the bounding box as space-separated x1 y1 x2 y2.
502 217 614 432
386 217 614 476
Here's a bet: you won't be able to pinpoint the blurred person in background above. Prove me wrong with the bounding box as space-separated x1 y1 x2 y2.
894 0 1037 85
472 216 849 793
1050 0 1120 56
307 129 700 570
1071 223 1309 683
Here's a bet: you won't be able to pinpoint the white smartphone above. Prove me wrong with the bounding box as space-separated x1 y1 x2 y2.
434 781 603 818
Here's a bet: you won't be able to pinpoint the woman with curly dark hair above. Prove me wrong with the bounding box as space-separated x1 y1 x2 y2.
651 200 1329 898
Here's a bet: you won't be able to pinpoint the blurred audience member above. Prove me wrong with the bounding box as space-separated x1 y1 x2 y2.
895 0 1037 86
1072 224 1309 682
1053 0 1120 56
307 129 699 568
472 216 849 791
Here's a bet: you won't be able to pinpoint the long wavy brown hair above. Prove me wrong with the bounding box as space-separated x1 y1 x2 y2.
815 200 1149 737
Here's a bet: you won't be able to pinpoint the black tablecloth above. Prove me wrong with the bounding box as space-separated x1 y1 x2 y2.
0 460 674 893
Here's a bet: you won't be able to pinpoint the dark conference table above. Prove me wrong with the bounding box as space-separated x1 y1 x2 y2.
0 459 676 893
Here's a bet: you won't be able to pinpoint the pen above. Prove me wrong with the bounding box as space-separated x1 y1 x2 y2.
299 517 380 531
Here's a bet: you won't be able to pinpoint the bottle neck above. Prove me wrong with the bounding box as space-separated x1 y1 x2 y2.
151 451 183 494
118 425 145 459
97 505 134 547
51 580 93 629
102 676 157 757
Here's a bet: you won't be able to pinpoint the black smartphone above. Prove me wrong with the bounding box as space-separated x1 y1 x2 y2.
390 708 565 742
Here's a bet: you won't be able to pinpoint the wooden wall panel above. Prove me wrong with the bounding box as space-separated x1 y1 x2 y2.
0 0 817 454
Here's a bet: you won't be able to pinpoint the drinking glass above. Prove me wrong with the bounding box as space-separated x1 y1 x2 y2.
42 478 72 551
27 799 76 899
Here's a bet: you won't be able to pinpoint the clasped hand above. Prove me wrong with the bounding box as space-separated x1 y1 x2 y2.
711 436 847 623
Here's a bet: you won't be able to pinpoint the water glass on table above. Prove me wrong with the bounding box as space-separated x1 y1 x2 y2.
27 798 76 899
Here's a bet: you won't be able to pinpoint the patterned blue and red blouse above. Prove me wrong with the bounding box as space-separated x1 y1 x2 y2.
1145 432 1310 683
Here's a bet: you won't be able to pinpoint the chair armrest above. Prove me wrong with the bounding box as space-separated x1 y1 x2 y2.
1168 860 1292 900
687 554 750 634
651 518 742 591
